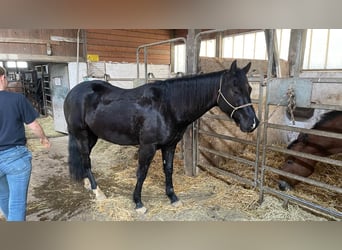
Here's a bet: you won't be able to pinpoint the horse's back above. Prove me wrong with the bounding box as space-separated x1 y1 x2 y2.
64 80 115 128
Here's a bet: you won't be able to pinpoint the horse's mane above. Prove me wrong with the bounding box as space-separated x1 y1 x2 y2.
288 110 342 149
153 70 225 110
312 110 342 129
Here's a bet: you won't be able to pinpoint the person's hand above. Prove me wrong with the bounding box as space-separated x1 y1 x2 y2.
40 137 51 149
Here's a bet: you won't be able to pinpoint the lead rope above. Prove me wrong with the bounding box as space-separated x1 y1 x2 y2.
287 86 296 125
217 73 253 118
264 86 296 125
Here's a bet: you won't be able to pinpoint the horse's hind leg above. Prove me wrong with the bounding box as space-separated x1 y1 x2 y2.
161 145 181 206
133 144 157 213
76 130 106 200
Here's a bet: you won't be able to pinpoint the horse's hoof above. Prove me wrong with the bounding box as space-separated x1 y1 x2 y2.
135 206 147 214
83 178 92 190
93 188 107 200
171 200 183 207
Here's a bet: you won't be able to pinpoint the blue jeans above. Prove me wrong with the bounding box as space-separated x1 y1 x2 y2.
0 146 32 221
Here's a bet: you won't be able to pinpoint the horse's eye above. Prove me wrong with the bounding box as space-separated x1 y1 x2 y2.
233 89 240 95
287 160 293 164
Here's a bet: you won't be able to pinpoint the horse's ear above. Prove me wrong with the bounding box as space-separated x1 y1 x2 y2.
230 60 237 73
242 62 251 74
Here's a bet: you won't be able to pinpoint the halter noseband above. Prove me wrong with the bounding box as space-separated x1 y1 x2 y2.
217 72 253 118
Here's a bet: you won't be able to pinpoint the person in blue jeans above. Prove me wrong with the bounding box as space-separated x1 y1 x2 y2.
0 66 51 221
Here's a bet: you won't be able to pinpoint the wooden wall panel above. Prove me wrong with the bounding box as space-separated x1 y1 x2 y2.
86 29 173 64
0 29 83 61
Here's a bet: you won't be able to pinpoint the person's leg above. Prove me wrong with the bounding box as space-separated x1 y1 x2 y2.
0 174 9 219
5 146 32 221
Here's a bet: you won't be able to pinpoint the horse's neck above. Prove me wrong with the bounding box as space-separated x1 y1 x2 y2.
170 75 220 124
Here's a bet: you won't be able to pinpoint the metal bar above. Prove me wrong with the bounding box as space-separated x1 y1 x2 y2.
199 129 257 147
254 75 265 187
136 37 187 79
263 165 342 193
199 146 256 167
262 186 342 219
197 164 255 187
144 47 148 83
267 122 342 140
50 35 84 43
267 145 342 167
259 32 275 201
0 37 59 45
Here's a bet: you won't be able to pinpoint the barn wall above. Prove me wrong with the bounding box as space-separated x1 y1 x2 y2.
85 29 173 64
0 29 83 62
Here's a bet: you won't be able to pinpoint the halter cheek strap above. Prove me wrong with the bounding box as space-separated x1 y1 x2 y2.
217 73 253 118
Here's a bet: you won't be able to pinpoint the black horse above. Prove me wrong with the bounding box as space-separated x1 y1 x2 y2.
63 60 259 212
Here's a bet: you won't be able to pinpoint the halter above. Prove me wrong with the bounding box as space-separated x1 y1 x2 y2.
217 72 253 118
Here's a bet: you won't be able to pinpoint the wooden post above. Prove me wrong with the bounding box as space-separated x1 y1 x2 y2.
264 29 281 77
183 29 200 176
288 29 307 77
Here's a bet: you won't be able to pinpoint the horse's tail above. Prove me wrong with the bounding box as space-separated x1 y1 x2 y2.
68 133 86 182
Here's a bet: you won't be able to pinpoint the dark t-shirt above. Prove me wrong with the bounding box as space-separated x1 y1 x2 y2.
0 91 39 150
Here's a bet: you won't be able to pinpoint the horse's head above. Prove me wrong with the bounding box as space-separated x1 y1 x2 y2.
217 60 259 133
278 138 315 191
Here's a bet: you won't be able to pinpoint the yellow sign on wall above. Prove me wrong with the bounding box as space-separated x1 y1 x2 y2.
87 54 99 62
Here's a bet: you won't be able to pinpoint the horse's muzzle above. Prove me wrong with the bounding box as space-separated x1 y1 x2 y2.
240 116 260 133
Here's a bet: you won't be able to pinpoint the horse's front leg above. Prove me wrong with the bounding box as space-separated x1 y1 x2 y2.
133 144 156 213
161 145 181 206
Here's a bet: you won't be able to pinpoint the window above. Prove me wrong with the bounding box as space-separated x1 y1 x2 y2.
174 44 186 73
5 61 28 69
17 61 28 68
6 61 16 68
173 30 292 73
223 31 267 60
276 29 291 60
222 30 290 60
199 39 216 57
303 29 342 70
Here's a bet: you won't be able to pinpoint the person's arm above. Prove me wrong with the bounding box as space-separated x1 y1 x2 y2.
26 119 51 148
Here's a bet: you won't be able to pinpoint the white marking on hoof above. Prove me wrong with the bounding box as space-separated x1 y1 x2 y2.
135 206 147 214
83 178 91 190
172 200 183 207
93 187 107 201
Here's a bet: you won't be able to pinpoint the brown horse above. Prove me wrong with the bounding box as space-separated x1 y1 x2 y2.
278 111 342 190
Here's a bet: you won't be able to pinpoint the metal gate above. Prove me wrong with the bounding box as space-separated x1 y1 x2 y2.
259 77 342 219
190 29 341 220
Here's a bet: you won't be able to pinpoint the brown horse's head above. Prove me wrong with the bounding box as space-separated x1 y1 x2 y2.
278 157 315 190
278 136 315 191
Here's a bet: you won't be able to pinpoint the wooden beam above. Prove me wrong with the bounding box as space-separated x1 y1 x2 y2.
183 29 201 176
288 29 307 77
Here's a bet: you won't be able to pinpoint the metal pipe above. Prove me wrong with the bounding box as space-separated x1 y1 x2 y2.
198 129 257 147
264 165 342 193
267 145 342 167
263 186 341 219
267 122 342 140
136 37 187 80
76 29 80 85
197 163 255 187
